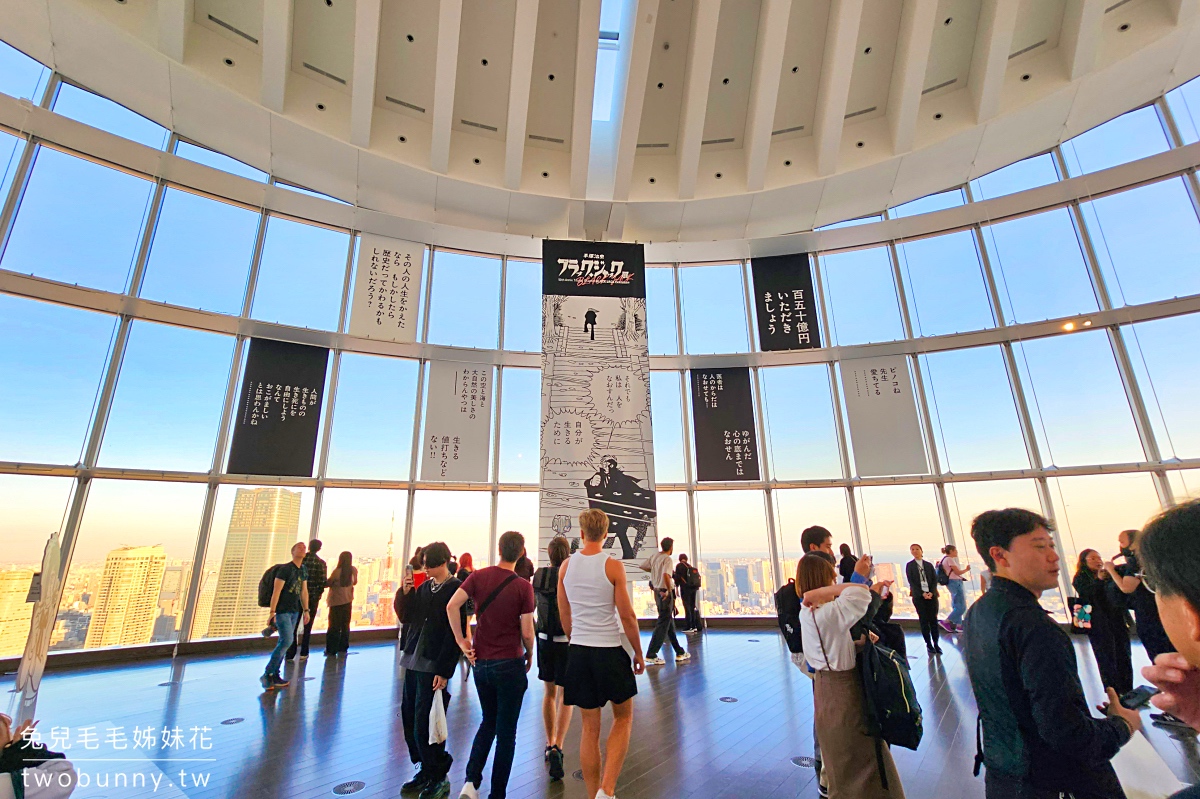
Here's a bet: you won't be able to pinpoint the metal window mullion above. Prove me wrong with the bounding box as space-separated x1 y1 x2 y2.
488 366 505 567
678 369 701 566
0 76 60 265
752 367 784 590
403 248 438 562
1154 97 1200 222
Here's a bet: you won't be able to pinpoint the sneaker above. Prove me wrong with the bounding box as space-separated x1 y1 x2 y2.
937 620 955 633
927 647 937 655
271 674 290 687
260 674 274 690
549 745 565 781
933 646 944 655
595 792 615 799
418 779 450 799
299 653 309 660
458 782 479 799
675 652 691 663
1151 712 1196 731
646 656 666 666
400 771 430 795
544 744 552 762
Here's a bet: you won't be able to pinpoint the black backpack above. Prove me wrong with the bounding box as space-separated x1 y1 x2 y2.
532 567 563 639
684 566 702 589
257 564 282 608
859 638 924 788
935 559 951 586
773 579 804 654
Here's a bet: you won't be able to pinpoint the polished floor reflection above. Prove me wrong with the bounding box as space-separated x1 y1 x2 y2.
0 631 1196 798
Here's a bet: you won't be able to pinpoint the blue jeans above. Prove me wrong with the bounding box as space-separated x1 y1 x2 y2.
466 658 528 799
264 611 300 677
947 580 966 626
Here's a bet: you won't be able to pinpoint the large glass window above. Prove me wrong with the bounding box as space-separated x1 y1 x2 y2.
1079 178 1200 306
426 251 502 349
195 485 315 640
820 247 904 345
1167 76 1200 145
502 259 541 352
409 490 491 567
855 484 944 619
649 371 686 483
326 354 420 480
645 266 679 355
0 295 116 464
1122 315 1200 460
889 188 964 218
140 188 260 314
3 147 155 293
695 490 773 616
99 322 234 472
495 492 538 567
679 263 749 354
760 365 842 480
0 475 74 657
498 367 540 483
970 153 1061 200
1014 330 1144 466
775 487 853 572
0 131 24 203
896 231 995 336
174 140 268 182
251 216 350 331
1061 107 1169 177
51 83 169 150
1049 473 1162 580
56 480 206 650
0 41 49 102
631 491 690 617
982 208 1098 324
316 487 408 629
945 478 1044 609
921 346 1029 473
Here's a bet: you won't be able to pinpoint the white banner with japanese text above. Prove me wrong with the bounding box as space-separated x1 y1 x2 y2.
419 361 493 482
348 234 423 342
841 354 930 477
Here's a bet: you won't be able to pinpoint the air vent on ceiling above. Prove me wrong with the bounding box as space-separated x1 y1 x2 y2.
922 78 957 95
772 124 805 136
844 106 877 120
461 118 498 132
1008 39 1047 59
302 62 346 85
636 142 670 148
1105 0 1135 11
528 134 565 144
385 96 425 113
207 14 258 44
701 137 735 145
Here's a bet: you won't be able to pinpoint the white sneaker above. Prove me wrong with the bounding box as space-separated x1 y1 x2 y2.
459 783 479 799
596 792 615 799
646 656 666 666
675 651 691 663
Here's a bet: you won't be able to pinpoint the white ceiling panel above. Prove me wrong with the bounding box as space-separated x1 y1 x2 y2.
526 0 580 150
702 0 761 147
1009 0 1065 64
771 0 830 140
375 0 439 122
636 0 693 150
845 0 903 120
452 0 518 139
195 0 264 51
291 0 356 92
922 0 981 97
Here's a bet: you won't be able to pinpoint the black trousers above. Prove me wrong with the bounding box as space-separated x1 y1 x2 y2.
286 590 322 658
913 595 940 649
401 668 421 766
1088 620 1134 695
680 588 699 630
412 670 453 781
325 603 351 655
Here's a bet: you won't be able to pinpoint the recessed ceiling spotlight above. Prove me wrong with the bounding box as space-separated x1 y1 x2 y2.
325 0 332 6
856 141 865 148
663 42 671 50
473 158 481 164
224 58 235 67
549 74 556 81
1062 322 1076 331
715 172 723 179
791 66 799 73
406 34 414 42
114 0 126 4
934 112 943 120
1021 73 1031 81
864 46 872 55
542 171 549 178
1119 23 1131 31
398 135 407 143
316 103 326 111
481 59 489 66
657 82 664 89
649 177 656 184
1083 320 1093 327
944 17 953 25
784 160 792 166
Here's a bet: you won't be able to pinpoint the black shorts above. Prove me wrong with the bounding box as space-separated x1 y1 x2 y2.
537 638 570 685
562 644 637 710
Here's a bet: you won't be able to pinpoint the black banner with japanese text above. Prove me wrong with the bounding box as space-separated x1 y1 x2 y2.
690 367 760 482
750 253 821 351
227 338 329 477
542 239 646 298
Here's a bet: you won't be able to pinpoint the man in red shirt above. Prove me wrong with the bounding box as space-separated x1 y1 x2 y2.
447 531 536 799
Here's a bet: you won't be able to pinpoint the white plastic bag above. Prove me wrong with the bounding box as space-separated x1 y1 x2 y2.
429 688 447 745
1112 731 1187 799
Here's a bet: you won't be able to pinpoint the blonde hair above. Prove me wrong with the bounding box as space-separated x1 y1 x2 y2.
579 509 609 542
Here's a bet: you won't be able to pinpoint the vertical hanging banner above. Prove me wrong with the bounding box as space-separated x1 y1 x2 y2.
841 354 930 477
347 234 424 342
539 241 657 572
420 361 493 482
227 338 329 477
750 253 821 351
690 367 761 481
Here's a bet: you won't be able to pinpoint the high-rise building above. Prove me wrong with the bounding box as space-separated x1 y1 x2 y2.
703 561 726 606
189 569 218 640
0 569 34 658
84 545 167 649
733 564 752 598
152 561 192 641
205 487 301 638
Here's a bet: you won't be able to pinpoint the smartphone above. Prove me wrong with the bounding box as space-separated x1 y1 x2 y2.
403 564 414 586
880 585 890 599
1119 685 1160 710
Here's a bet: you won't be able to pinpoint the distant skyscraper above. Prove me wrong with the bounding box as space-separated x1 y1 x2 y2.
84 545 167 649
0 569 34 658
703 561 726 605
154 562 192 639
733 564 752 597
206 487 301 638
190 569 218 640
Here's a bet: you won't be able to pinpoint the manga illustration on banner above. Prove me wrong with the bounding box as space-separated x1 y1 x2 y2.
420 361 492 482
539 241 657 575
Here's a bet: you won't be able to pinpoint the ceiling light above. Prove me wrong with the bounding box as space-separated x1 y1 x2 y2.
407 34 414 43
934 112 943 120
657 82 664 89
549 74 556 81
649 177 656 184
864 47 872 55
791 66 799 73
944 17 952 25
316 103 326 111
856 141 864 148
715 172 723 179
224 58 235 67
784 160 792 167
722 77 730 85
1082 320 1093 327
481 59 489 66
473 158 481 165
1119 23 1131 31
1062 322 1076 331
1021 74 1031 82
398 135 407 143
542 171 549 178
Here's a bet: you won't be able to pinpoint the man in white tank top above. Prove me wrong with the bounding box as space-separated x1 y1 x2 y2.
557 509 646 799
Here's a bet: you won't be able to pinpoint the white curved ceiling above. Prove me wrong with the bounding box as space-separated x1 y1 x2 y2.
2 0 1199 242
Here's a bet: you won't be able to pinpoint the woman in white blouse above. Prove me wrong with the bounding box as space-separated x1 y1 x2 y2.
798 553 905 799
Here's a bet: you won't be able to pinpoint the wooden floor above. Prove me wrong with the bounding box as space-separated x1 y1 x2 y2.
2 631 1196 799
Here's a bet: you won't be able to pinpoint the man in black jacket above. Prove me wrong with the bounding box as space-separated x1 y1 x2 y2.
963 508 1141 799
398 542 466 799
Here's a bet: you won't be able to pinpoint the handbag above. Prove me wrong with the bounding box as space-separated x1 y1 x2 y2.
429 688 448 744
1068 597 1092 632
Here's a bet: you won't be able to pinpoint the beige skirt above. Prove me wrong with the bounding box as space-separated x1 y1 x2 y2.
814 668 906 799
